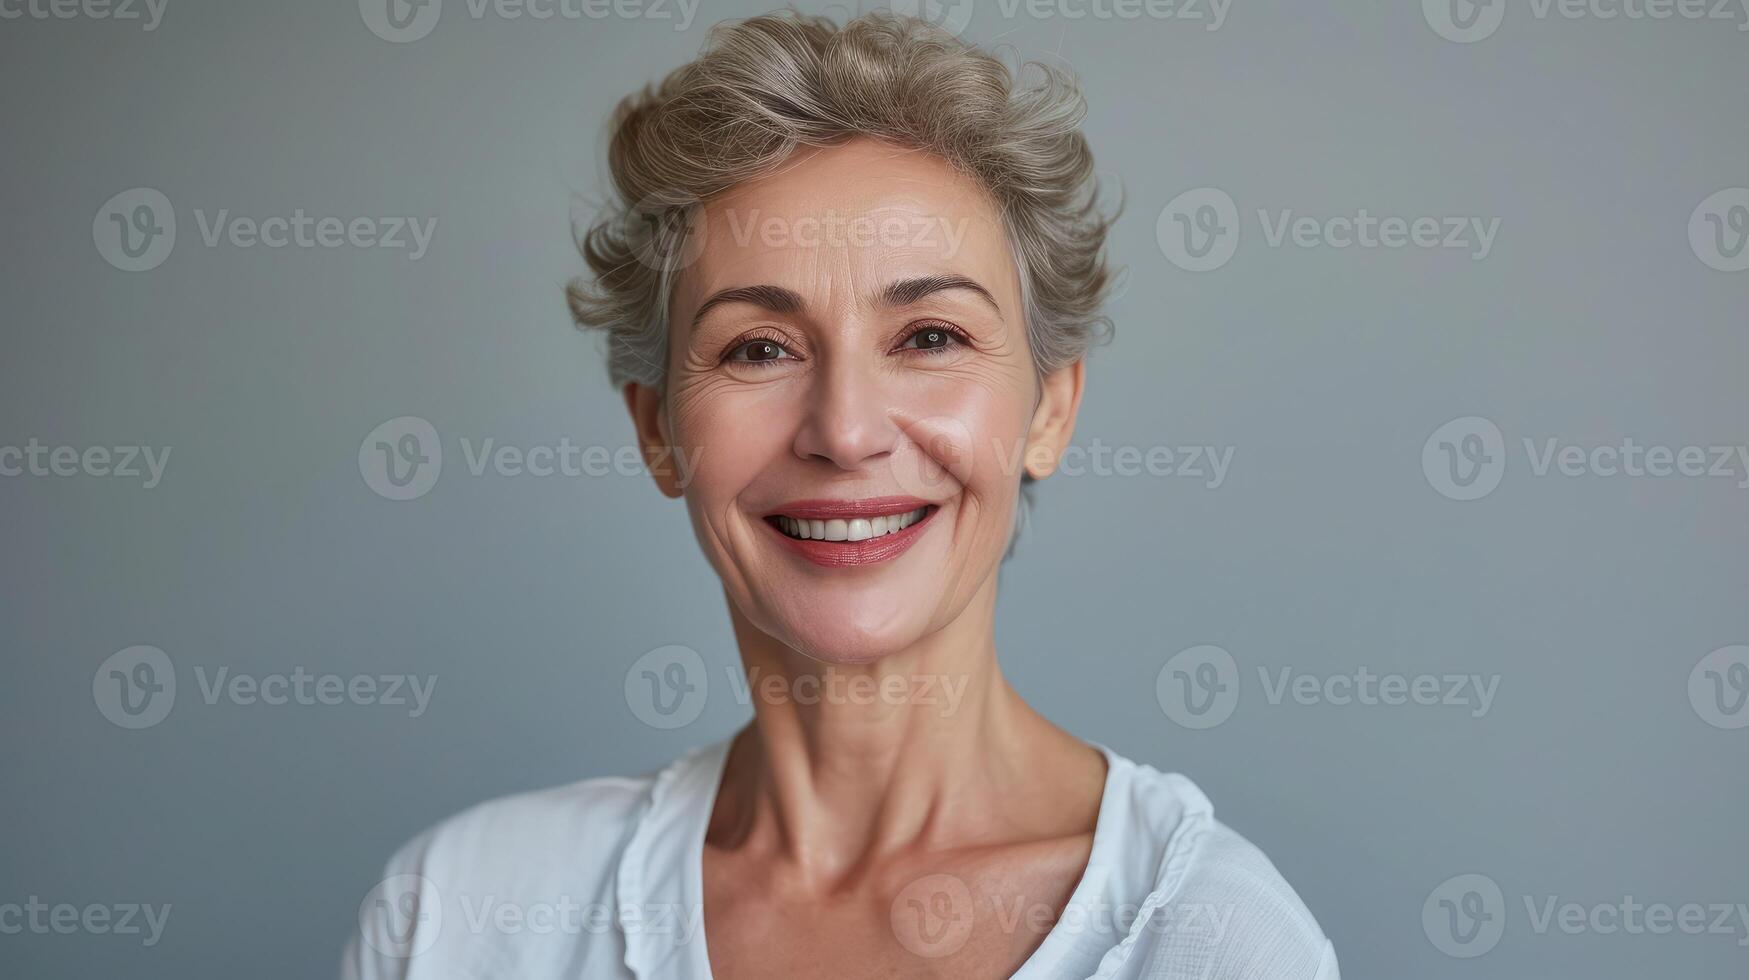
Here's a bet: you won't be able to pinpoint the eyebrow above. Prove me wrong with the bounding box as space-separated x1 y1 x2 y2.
690 275 1002 329
881 275 1002 314
689 284 805 328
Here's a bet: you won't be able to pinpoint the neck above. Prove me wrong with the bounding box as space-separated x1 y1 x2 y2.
711 575 1099 888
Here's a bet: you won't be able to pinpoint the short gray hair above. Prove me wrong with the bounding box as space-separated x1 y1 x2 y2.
566 10 1117 389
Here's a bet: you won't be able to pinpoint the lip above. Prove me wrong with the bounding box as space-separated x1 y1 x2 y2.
762 497 939 568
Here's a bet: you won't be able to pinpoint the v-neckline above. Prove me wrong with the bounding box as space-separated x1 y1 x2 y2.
619 734 1127 979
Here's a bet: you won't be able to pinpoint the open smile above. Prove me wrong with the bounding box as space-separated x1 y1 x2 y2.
762 498 939 567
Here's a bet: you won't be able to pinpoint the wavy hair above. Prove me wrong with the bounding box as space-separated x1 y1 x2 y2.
566 9 1118 390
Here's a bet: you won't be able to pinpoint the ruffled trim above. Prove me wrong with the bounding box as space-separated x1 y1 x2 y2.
1083 774 1213 980
614 739 729 978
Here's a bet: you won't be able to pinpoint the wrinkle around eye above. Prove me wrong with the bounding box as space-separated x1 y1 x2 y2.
665 367 797 434
936 358 1030 397
669 370 747 410
900 309 1016 357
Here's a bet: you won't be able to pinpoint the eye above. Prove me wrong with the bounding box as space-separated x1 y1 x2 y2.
724 337 796 365
896 323 968 355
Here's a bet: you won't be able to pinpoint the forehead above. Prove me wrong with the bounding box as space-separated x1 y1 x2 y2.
675 138 1018 310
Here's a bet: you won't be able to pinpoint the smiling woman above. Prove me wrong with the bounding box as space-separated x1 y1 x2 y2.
344 10 1336 980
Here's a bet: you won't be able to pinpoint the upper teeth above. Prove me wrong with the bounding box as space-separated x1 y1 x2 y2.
777 507 928 542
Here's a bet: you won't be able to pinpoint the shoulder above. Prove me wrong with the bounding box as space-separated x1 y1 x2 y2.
340 769 660 978
1101 753 1339 980
386 771 656 884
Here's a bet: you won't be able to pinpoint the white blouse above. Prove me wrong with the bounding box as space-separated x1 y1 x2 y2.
343 737 1338 979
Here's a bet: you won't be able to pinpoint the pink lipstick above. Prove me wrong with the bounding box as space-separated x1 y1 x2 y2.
763 497 938 567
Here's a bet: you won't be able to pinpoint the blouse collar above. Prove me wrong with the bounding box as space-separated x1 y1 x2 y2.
615 736 1138 980
614 737 730 978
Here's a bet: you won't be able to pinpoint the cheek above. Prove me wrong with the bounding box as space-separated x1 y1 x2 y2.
666 379 799 507
889 369 1037 501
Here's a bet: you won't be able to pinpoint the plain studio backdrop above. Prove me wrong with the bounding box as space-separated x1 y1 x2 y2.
2 1 1745 977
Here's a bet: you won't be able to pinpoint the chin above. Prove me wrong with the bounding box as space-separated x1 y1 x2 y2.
758 588 937 666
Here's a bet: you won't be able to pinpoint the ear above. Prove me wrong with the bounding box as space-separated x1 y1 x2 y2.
1022 360 1085 480
623 382 685 499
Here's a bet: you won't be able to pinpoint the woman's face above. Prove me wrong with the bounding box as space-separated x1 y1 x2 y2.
627 138 1082 664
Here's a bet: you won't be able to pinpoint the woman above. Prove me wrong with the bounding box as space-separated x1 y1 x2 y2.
346 12 1337 979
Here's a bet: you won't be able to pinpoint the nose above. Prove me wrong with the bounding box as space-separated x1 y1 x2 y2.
791 353 899 471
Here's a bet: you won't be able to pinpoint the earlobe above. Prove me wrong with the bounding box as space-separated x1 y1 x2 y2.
1023 360 1086 480
623 383 685 499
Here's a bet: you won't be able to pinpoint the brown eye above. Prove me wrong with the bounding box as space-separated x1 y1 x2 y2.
898 324 964 354
727 339 794 364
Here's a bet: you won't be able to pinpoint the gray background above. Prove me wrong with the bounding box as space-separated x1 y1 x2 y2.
2 0 1745 977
